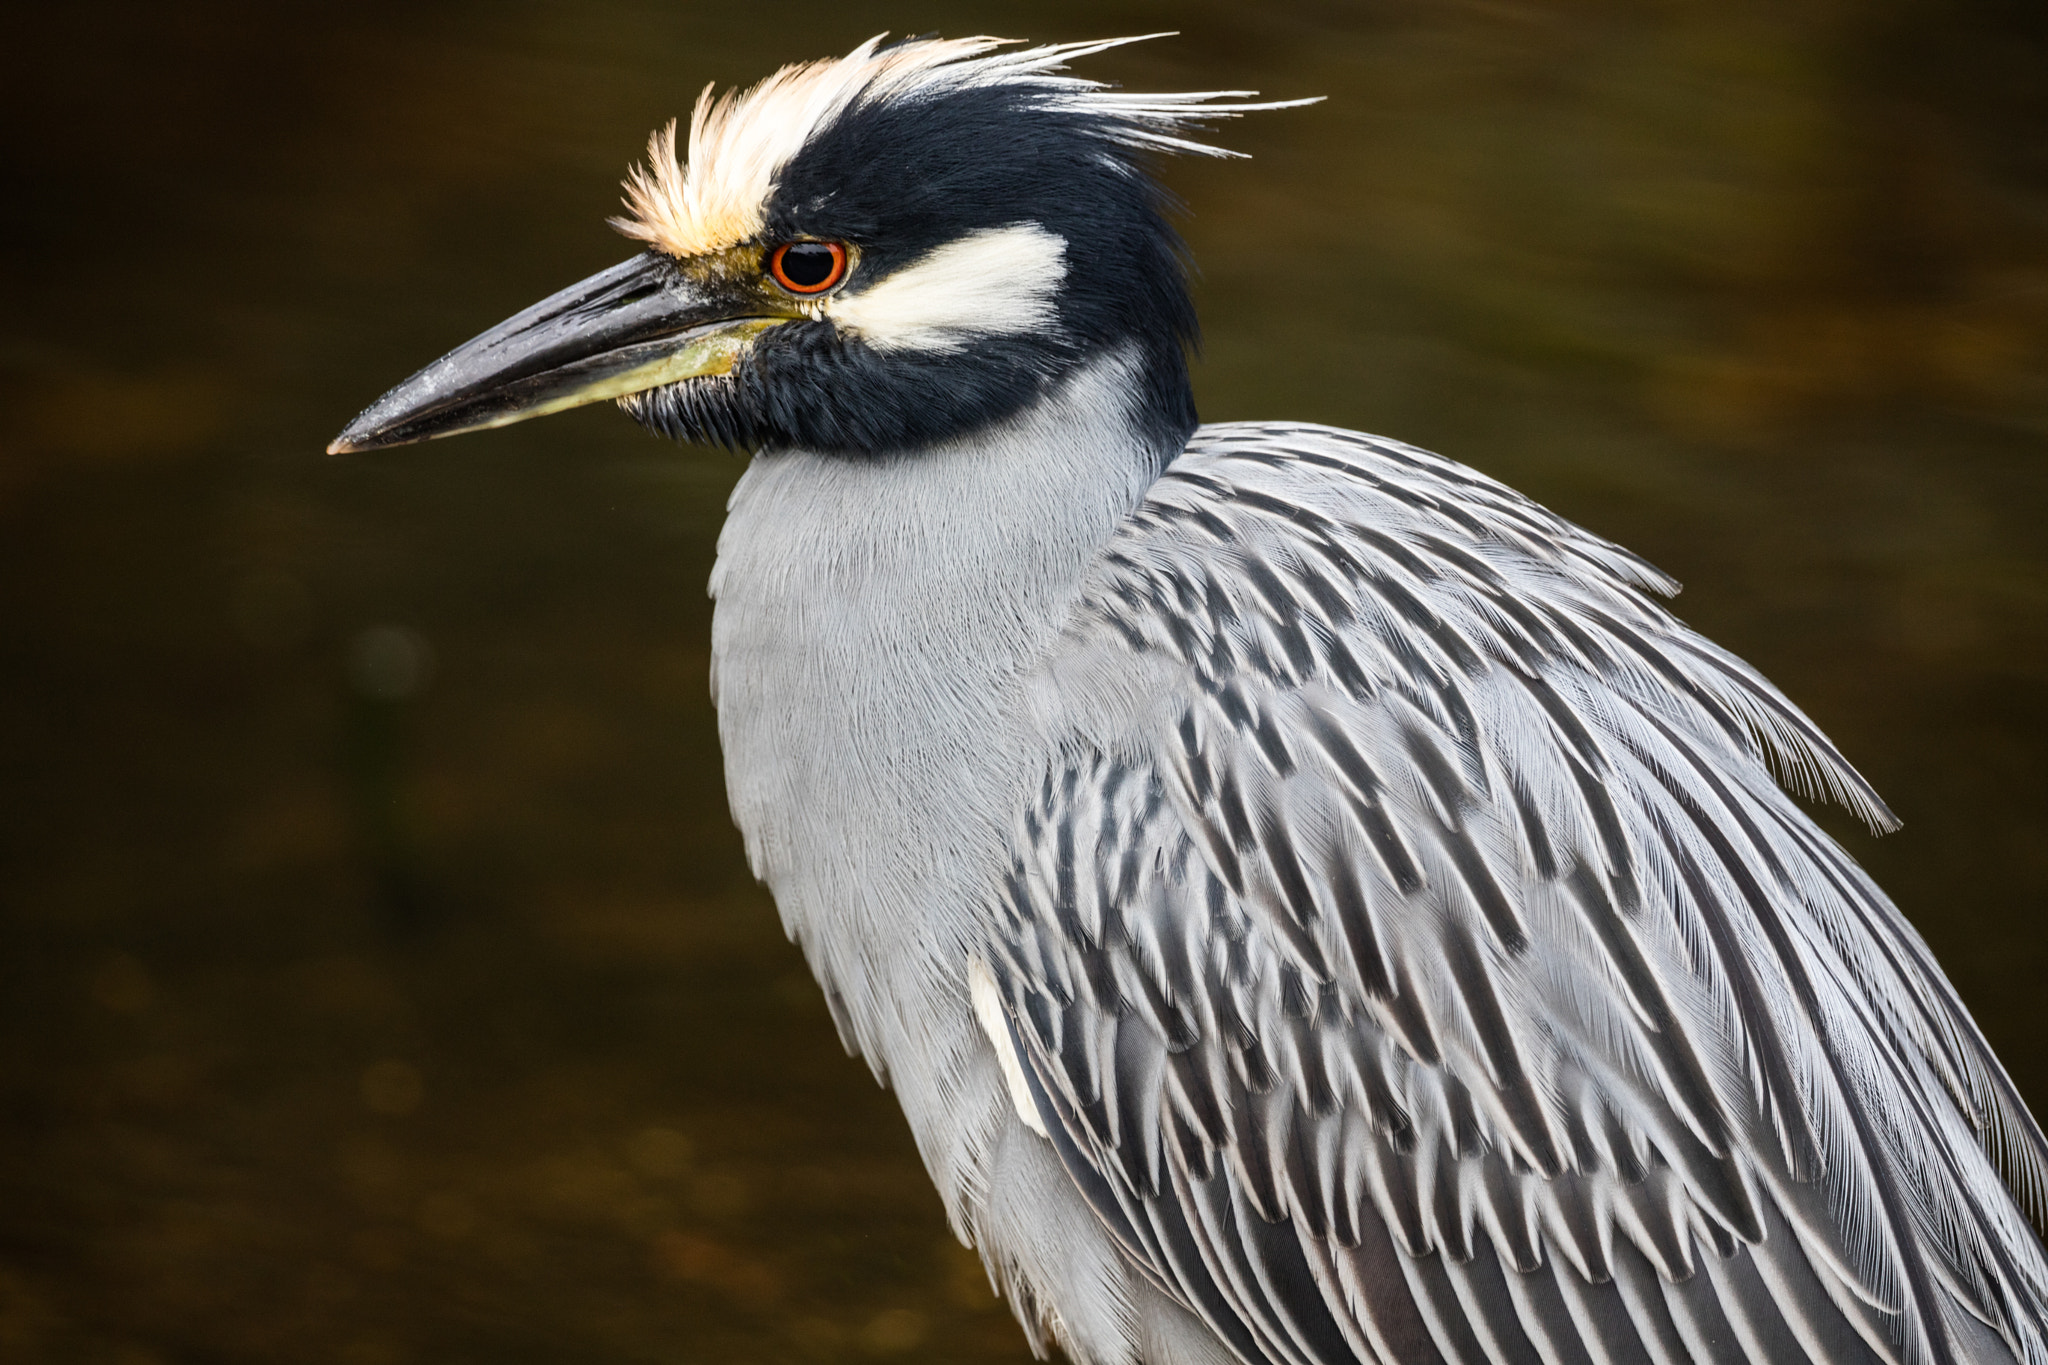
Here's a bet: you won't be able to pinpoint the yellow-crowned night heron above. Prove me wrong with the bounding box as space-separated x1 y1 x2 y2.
330 36 2048 1365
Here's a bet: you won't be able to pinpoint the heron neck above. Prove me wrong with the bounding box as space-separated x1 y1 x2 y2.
706 348 1166 1151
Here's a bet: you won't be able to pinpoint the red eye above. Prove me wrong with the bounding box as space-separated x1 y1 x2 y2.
768 241 848 295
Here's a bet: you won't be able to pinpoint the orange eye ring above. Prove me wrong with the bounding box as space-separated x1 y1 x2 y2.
768 241 849 295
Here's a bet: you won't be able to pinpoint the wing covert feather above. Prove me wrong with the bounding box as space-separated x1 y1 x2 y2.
986 425 2048 1365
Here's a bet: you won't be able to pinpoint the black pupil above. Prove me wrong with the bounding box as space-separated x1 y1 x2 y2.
779 243 837 289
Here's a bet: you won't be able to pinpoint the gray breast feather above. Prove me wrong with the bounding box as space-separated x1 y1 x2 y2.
985 424 2048 1365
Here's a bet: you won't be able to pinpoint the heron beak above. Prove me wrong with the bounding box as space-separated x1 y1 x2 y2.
327 252 783 453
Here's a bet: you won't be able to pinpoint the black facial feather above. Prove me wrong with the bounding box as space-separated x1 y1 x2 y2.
630 325 1073 456
622 78 1202 462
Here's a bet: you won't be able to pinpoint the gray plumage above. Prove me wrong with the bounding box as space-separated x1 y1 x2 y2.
710 354 2048 1365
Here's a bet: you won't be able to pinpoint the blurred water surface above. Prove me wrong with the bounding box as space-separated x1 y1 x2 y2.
3 2 2047 1361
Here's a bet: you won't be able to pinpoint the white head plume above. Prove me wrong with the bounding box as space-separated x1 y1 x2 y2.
610 34 1317 258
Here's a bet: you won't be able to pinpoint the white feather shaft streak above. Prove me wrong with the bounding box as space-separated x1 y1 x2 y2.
972 957 1050 1138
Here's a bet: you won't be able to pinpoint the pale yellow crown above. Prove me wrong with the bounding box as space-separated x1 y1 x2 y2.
610 34 1310 259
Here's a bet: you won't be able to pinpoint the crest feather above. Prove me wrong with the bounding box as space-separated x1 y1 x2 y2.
610 34 1316 258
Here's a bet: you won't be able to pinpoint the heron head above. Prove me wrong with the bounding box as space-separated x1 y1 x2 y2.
328 35 1312 459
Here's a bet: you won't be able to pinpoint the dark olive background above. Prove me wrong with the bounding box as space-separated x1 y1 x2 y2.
3 2 2046 1362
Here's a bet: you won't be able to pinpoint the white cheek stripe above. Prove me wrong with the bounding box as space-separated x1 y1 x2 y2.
969 956 1050 1138
827 224 1067 353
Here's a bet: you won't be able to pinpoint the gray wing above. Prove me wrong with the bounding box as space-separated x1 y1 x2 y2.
983 424 2048 1365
